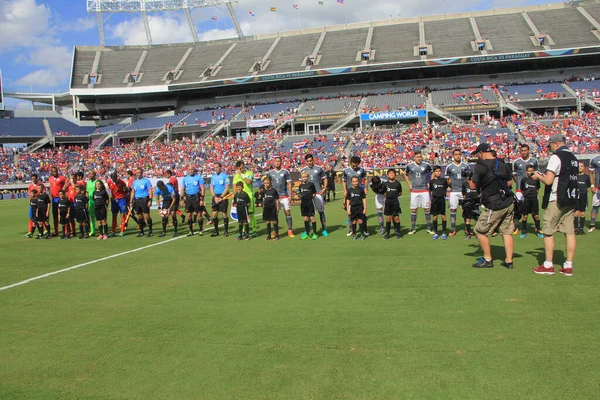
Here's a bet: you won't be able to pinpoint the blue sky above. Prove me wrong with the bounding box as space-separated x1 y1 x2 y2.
1 0 555 104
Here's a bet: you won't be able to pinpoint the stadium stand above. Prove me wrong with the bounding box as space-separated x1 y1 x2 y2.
431 89 498 106
501 82 571 101
212 38 276 78
528 8 599 48
180 107 243 125
260 34 321 74
297 98 359 115
95 48 145 87
424 19 475 58
370 23 420 62
121 114 186 132
47 119 96 136
71 50 96 88
95 124 129 134
316 29 369 68
138 45 189 85
235 102 299 120
178 42 235 82
584 3 600 25
475 14 536 54
360 93 426 112
0 118 47 137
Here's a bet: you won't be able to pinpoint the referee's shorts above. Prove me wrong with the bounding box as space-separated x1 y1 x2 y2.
185 194 201 213
134 197 151 214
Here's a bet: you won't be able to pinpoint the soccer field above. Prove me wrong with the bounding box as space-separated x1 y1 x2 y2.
1 197 599 400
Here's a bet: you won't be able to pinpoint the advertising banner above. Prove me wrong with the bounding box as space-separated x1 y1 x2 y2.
294 113 348 123
441 103 499 112
360 109 427 121
246 118 275 128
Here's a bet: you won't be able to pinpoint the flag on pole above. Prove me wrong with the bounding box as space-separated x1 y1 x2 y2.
270 7 277 12
318 0 324 4
293 4 299 9
211 16 218 20
337 0 344 3
249 11 255 16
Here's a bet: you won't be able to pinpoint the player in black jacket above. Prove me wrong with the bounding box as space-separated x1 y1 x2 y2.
299 171 318 240
233 182 252 241
57 190 71 239
382 169 403 240
262 177 280 240
346 176 367 241
575 161 591 235
519 165 543 238
429 166 449 240
36 183 51 239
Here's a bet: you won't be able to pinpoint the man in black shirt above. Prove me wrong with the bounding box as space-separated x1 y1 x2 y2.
575 161 591 235
261 177 280 240
36 183 51 239
346 176 367 241
429 166 449 240
470 143 515 269
382 169 402 240
519 165 543 238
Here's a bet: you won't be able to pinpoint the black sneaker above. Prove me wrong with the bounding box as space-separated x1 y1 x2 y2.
360 234 367 241
210 231 220 237
147 232 153 237
223 230 229 237
245 235 251 241
186 231 195 237
172 232 179 237
501 261 514 270
158 232 166 237
383 234 391 240
78 235 85 240
473 257 493 268
395 232 403 240
266 235 272 241
59 235 66 240
137 232 145 237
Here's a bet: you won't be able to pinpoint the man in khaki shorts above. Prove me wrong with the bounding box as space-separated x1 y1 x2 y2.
531 134 579 277
470 143 515 269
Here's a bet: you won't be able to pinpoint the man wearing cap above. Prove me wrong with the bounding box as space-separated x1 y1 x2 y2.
469 143 515 269
531 134 579 277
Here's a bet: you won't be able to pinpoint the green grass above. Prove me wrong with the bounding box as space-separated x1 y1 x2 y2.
1 197 599 399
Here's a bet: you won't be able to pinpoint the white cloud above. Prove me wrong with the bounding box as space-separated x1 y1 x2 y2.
0 0 51 50
111 14 195 45
27 45 72 69
14 68 69 88
59 17 97 32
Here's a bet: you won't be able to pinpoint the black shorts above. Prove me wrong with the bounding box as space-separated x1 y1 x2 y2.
36 210 48 222
134 197 150 214
237 207 249 223
162 199 173 211
263 205 278 221
350 204 365 221
576 196 588 212
59 214 69 225
75 209 88 223
523 197 540 216
95 206 108 221
384 201 401 217
185 195 201 213
301 200 315 217
431 197 446 216
212 197 229 213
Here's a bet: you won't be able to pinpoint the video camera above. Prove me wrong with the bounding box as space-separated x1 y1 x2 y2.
370 176 386 195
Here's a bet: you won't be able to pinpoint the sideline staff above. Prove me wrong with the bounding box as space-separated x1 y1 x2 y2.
470 143 515 269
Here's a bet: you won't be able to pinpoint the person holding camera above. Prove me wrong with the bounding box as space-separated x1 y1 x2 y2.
469 143 515 269
531 134 579 277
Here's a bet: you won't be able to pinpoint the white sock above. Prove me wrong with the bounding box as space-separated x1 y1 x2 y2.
544 261 554 268
564 261 573 268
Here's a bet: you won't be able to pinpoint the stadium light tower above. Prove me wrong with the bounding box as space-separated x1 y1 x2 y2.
86 0 244 46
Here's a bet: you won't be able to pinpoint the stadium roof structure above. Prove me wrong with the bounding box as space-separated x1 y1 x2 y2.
71 2 600 96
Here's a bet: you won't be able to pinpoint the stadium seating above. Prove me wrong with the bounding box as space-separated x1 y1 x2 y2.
212 38 276 79
95 48 145 87
424 19 475 58
139 45 190 84
95 124 129 134
261 34 321 74
180 107 243 125
297 98 359 115
475 14 536 54
0 118 47 137
528 8 599 48
502 83 571 100
568 80 600 92
361 93 426 112
178 42 235 82
584 3 600 25
316 29 369 68
235 102 299 120
431 89 498 106
71 49 96 88
370 23 420 62
121 114 186 132
47 119 96 136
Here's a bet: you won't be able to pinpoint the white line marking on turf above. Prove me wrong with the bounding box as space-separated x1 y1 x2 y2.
0 213 263 293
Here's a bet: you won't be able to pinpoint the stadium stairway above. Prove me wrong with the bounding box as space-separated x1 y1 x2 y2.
148 112 192 143
561 84 584 113
426 96 462 124
28 120 54 153
326 111 359 133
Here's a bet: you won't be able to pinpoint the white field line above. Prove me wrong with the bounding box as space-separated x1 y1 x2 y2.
0 213 263 293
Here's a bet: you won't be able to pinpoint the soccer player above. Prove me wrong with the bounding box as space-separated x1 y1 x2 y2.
461 171 479 240
126 170 135 188
298 171 318 240
370 176 387 235
25 174 40 237
346 176 368 241
48 166 67 236
266 157 294 237
519 165 543 238
429 166 449 240
445 149 471 235
155 180 178 237
130 167 154 237
181 165 205 236
166 169 185 224
36 183 51 239
26 190 39 239
57 190 71 239
325 165 336 202
107 172 129 237
233 161 257 236
404 151 434 235
74 185 90 239
589 153 600 232
93 181 110 240
301 154 329 236
382 168 403 240
210 162 231 237
575 162 591 235
86 171 99 236
512 144 538 234
233 181 251 241
342 156 368 236
262 176 280 240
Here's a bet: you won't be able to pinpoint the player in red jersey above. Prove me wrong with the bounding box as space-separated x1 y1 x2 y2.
25 174 41 237
48 166 68 236
107 172 133 237
166 169 185 223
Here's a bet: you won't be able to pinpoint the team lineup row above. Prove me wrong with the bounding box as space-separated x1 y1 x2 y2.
24 147 600 241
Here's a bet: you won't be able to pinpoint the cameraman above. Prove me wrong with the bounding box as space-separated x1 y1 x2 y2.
469 143 515 269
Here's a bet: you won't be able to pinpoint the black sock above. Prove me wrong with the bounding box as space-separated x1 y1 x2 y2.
433 219 438 233
522 220 527 233
224 217 229 231
351 223 356 234
574 217 579 230
80 225 84 236
213 217 219 233
304 220 310 235
239 225 243 235
393 221 400 233
442 220 447 233
273 222 279 236
244 224 249 236
147 219 153 233
466 222 471 234
162 220 167 233
188 219 194 234
312 221 317 234
267 223 272 236
534 218 541 231
580 217 585 229
386 221 391 234
198 218 203 232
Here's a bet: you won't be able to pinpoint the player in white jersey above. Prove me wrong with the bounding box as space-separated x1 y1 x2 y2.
445 149 471 236
512 144 538 234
